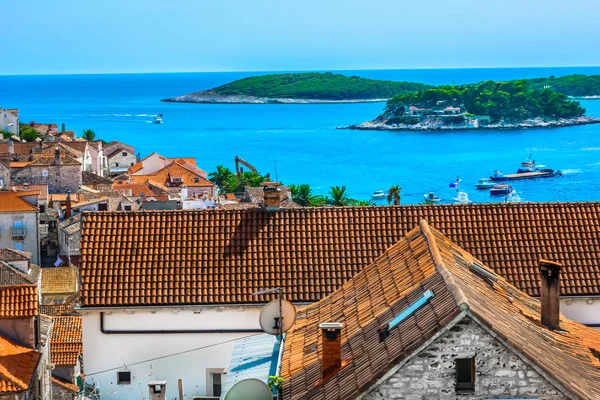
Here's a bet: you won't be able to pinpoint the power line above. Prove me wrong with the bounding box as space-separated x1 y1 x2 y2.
85 332 262 377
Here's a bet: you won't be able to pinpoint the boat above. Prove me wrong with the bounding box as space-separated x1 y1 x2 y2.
490 155 562 181
152 114 163 124
490 184 512 196
372 190 385 200
423 192 441 204
475 178 495 190
453 192 473 205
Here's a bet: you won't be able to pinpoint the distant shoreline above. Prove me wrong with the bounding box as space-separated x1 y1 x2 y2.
345 116 600 131
161 91 387 104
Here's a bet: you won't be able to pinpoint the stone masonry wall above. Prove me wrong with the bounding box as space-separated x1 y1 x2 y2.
52 381 77 400
364 317 566 400
11 164 81 194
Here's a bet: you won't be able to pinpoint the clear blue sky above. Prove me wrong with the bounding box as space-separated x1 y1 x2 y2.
3 0 600 75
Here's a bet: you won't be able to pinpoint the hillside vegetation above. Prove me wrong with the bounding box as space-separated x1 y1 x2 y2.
211 72 431 100
384 80 585 121
527 74 600 97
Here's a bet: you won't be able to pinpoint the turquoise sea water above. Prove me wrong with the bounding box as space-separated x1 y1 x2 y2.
2 67 600 204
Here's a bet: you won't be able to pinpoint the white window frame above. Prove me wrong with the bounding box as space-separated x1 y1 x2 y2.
206 368 224 397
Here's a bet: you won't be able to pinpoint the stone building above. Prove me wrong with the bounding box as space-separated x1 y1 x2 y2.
10 148 82 194
104 141 136 176
0 191 40 264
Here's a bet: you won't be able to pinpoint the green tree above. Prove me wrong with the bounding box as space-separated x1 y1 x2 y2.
328 186 354 206
290 183 318 207
18 123 40 142
81 129 97 141
387 185 402 205
355 199 375 206
208 165 235 191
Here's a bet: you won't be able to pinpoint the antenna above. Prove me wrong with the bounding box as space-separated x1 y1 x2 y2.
254 288 296 336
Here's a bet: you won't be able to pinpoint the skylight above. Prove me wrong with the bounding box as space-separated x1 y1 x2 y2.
379 290 435 341
468 262 498 286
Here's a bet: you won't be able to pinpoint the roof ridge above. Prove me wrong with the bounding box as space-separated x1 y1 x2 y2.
419 219 469 311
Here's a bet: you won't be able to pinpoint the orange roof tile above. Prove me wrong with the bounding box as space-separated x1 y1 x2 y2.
52 377 79 393
50 316 82 366
79 204 600 307
281 221 600 400
0 191 38 212
42 266 78 295
0 285 38 318
131 162 213 188
8 184 49 201
0 333 41 393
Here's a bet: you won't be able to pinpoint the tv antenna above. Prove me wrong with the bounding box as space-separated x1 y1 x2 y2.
254 287 296 337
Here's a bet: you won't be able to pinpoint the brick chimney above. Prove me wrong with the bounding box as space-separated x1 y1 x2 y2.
8 141 14 155
263 182 281 211
54 147 61 165
65 192 72 219
540 259 561 330
319 322 343 380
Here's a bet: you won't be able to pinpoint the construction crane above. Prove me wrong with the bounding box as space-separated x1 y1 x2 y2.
234 156 258 176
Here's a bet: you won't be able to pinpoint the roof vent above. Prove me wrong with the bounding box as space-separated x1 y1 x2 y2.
468 262 498 286
379 290 435 342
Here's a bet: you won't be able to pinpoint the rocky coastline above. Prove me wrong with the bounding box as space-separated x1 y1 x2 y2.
345 116 600 131
161 90 387 104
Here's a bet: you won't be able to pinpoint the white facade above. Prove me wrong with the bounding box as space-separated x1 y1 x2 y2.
0 108 19 136
130 153 167 175
80 306 265 400
560 297 600 330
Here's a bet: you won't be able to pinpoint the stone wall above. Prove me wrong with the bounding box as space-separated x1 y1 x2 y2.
364 317 567 400
11 165 81 194
0 317 35 347
107 151 137 170
52 381 77 400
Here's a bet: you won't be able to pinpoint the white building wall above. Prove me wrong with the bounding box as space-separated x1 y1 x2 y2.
0 108 19 135
132 153 167 175
81 307 264 400
560 297 600 330
0 211 39 264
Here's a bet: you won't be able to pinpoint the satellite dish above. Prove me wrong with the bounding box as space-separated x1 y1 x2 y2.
224 378 272 400
259 299 296 335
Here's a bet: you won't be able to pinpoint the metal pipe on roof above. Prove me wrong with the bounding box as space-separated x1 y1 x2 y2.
99 312 263 335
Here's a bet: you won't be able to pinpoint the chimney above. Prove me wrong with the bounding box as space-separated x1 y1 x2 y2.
54 147 60 165
539 259 561 330
61 123 65 133
30 120 35 127
263 182 281 211
181 185 188 201
65 192 72 219
23 182 29 191
9 141 14 155
319 322 343 380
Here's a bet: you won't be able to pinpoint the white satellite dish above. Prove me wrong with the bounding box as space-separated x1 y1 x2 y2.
259 299 296 335
224 378 272 400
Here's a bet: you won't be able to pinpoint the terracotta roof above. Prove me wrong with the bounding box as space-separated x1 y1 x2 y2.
8 184 49 201
79 204 600 307
67 196 110 211
50 193 80 203
0 142 38 155
52 376 79 393
0 261 40 286
0 191 38 212
59 214 82 236
9 153 81 168
50 316 82 366
39 303 77 317
82 171 113 186
281 221 600 400
131 162 214 188
0 333 41 393
128 161 143 174
42 266 78 295
113 182 161 198
0 285 38 318
0 248 30 262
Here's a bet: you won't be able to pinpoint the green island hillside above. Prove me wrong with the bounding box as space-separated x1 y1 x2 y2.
211 72 431 100
526 74 600 97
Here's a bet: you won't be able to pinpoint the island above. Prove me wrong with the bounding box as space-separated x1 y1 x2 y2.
161 72 431 104
348 79 600 131
527 74 600 98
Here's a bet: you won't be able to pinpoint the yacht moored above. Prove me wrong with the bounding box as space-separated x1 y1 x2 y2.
372 190 385 200
424 192 441 204
475 178 495 189
490 184 512 196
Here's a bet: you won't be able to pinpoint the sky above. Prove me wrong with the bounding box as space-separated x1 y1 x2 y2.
3 0 600 75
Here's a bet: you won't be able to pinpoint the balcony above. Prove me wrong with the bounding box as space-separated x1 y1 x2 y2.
11 227 27 237
39 224 49 237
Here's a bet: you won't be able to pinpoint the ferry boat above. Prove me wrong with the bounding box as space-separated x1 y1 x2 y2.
490 155 562 181
490 184 512 196
372 190 385 200
424 192 441 204
475 178 495 189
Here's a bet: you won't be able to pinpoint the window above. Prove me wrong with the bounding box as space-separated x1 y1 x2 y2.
39 205 45 213
124 205 132 211
455 358 475 392
42 170 48 177
13 220 23 229
194 177 199 183
122 151 127 156
131 162 134 166
98 203 108 211
15 242 23 251
171 177 182 183
206 369 224 396
117 371 131 385
115 162 119 167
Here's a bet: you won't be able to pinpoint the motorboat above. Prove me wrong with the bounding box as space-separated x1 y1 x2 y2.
372 190 386 200
424 192 441 204
475 178 495 190
152 114 163 124
491 155 562 181
490 184 512 196
453 192 473 205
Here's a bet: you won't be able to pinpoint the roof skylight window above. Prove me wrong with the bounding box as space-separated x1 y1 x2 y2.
468 262 498 286
378 290 435 341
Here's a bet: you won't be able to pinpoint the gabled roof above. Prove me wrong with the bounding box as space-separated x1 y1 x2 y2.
0 285 38 318
52 377 79 393
82 171 113 186
0 142 38 155
0 191 38 212
79 203 600 308
41 266 78 295
39 303 77 317
281 221 600 400
0 248 31 262
131 162 213 188
0 333 41 393
50 316 82 366
0 261 40 286
8 184 49 201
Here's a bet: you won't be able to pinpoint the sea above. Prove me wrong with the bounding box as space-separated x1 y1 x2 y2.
2 67 600 204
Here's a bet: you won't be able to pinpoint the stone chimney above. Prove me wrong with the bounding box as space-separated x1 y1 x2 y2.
263 182 281 211
319 322 343 381
65 192 72 219
540 259 562 330
54 147 61 165
61 123 66 133
8 141 14 155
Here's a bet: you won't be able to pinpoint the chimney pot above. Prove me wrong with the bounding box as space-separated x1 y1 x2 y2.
54 147 61 165
319 322 343 380
263 182 281 211
65 192 72 219
539 259 562 330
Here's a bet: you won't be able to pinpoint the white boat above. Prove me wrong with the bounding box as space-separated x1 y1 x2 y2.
453 192 473 205
424 192 441 204
372 190 385 200
475 178 495 190
152 114 163 124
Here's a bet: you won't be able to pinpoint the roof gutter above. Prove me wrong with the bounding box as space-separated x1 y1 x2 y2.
99 312 263 335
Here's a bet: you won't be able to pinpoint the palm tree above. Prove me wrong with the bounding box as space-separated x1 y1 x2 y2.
387 185 402 205
355 199 375 206
208 165 234 190
328 186 354 206
81 129 97 141
290 183 317 207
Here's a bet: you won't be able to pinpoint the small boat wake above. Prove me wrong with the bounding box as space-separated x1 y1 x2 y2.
560 169 581 175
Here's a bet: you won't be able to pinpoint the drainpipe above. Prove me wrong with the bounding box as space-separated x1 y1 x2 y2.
99 312 263 334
